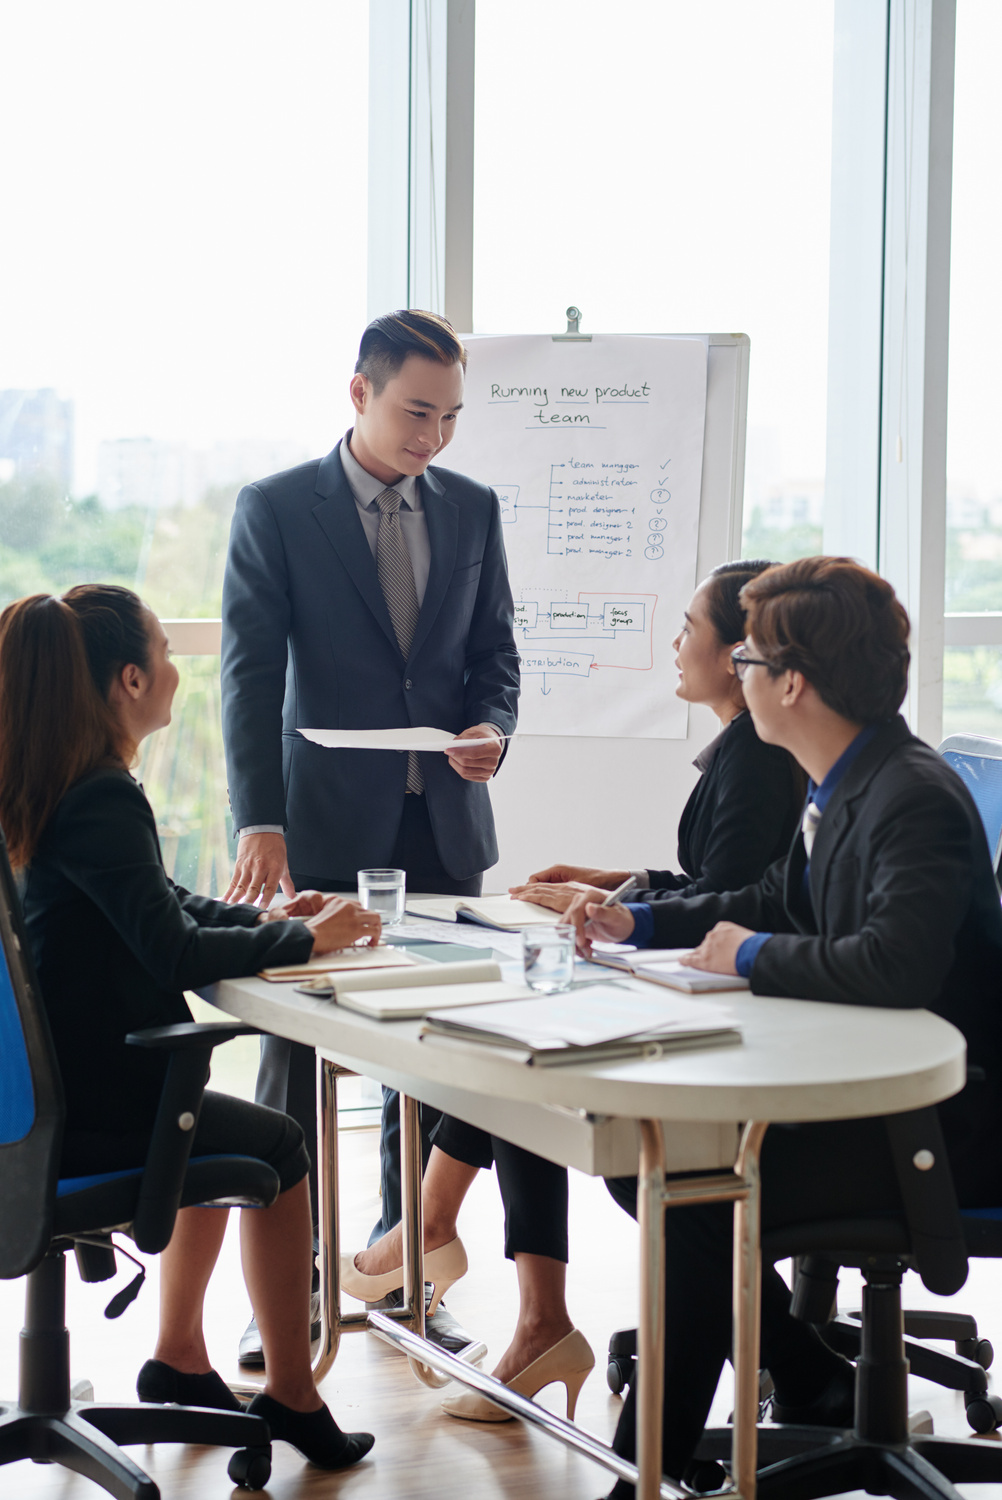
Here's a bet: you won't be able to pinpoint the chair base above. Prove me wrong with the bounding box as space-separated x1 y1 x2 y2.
692 1422 1002 1500
819 1313 1000 1431
0 1397 270 1500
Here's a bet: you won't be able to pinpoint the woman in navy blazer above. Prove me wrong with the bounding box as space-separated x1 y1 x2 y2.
342 561 806 1421
0 585 379 1471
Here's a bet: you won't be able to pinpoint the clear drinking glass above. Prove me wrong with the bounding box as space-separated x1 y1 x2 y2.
522 924 575 993
357 868 406 927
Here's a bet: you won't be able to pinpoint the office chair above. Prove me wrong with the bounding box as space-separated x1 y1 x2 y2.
0 826 277 1498
606 732 1002 1415
689 1107 1002 1500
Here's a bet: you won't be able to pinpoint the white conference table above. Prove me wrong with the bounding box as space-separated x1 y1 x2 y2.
202 939 965 1500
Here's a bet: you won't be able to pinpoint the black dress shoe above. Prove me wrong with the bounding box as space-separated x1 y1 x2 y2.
770 1356 856 1428
137 1359 245 1411
367 1284 483 1357
245 1392 373 1469
238 1290 322 1368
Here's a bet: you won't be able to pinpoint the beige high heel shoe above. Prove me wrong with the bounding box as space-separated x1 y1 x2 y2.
339 1235 467 1315
440 1328 594 1423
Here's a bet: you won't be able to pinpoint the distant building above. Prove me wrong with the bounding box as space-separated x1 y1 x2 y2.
97 436 309 511
0 389 74 492
749 478 824 530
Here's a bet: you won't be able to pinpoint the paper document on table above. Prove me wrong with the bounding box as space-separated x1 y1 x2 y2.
298 727 509 752
420 986 742 1065
259 946 419 983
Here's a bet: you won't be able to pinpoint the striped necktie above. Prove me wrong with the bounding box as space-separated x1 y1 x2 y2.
802 800 823 859
375 488 423 793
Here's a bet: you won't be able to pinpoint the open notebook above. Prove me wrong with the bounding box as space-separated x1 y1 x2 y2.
293 958 508 1014
406 894 565 930
259 945 419 983
591 945 750 994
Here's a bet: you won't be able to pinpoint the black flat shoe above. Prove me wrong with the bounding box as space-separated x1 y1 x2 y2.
137 1358 244 1411
246 1392 374 1469
770 1356 856 1428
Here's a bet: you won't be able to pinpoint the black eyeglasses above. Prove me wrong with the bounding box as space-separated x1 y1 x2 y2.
730 647 773 682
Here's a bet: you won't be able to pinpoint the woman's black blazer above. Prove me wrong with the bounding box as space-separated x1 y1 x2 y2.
637 710 804 900
22 768 314 1139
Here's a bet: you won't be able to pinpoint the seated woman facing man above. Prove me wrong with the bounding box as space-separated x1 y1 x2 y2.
567 556 1002 1497
0 585 379 1473
344 559 806 1420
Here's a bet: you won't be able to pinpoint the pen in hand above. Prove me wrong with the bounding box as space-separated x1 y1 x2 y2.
597 875 638 908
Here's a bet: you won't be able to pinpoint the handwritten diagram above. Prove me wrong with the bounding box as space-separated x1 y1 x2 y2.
445 335 707 738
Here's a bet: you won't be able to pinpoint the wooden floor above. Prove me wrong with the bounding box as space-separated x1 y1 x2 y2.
5 1091 1002 1498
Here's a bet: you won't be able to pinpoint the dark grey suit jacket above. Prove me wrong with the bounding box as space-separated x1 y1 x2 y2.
221 440 520 881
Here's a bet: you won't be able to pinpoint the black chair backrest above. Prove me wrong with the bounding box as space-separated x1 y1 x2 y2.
0 826 65 1279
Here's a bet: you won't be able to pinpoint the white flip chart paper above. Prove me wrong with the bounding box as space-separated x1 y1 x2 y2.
445 335 708 739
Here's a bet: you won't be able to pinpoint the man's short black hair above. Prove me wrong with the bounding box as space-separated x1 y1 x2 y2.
355 310 467 394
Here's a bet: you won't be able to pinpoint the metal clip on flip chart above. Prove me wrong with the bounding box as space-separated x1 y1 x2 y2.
552 304 592 342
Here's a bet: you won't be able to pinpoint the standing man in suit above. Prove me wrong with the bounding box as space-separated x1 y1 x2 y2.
220 310 520 1362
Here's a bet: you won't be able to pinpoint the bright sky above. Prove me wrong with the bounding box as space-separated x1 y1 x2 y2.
1 2 996 506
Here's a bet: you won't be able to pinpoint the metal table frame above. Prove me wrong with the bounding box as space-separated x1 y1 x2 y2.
309 1057 767 1500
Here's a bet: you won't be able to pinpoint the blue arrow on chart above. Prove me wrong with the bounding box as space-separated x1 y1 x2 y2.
541 677 551 695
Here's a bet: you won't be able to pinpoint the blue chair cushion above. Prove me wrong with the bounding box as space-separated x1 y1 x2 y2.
56 1152 263 1198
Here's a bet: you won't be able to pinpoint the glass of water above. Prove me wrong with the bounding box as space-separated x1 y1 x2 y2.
357 868 406 927
522 924 575 993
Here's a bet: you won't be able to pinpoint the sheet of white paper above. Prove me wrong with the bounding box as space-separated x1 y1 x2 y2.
443 334 708 738
298 727 506 752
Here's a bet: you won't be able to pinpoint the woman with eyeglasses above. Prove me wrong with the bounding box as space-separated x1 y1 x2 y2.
342 560 806 1426
567 556 1002 1498
0 585 380 1473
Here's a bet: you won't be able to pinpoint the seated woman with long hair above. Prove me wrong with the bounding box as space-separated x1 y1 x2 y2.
343 559 805 1423
0 584 380 1472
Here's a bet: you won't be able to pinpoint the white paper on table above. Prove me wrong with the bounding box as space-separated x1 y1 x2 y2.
298 727 509 753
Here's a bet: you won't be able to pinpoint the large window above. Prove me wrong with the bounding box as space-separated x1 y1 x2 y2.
0 2 369 891
942 1 1002 738
472 0 834 563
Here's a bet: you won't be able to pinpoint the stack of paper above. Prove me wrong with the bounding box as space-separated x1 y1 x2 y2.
420 985 742 1066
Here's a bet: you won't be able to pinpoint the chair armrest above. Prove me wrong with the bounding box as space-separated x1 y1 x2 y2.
128 1022 257 1253
126 1021 261 1050
884 1108 968 1296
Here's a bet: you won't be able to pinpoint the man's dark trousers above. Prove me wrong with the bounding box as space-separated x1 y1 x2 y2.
254 792 482 1243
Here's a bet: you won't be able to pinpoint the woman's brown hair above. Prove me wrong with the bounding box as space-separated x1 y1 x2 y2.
0 585 151 867
740 556 911 723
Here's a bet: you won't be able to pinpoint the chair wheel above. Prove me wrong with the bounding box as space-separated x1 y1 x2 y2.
606 1356 634 1395
228 1446 272 1489
957 1336 994 1369
684 1460 729 1494
965 1394 1002 1434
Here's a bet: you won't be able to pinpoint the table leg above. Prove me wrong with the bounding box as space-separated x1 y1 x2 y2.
399 1092 425 1339
638 1120 668 1500
313 1058 367 1384
732 1121 768 1500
